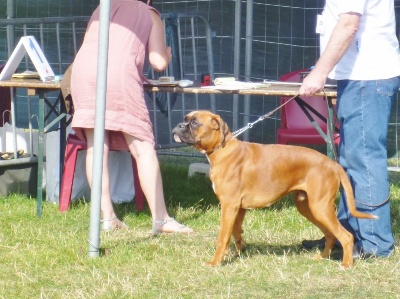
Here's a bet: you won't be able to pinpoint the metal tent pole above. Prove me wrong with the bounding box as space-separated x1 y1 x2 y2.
7 0 18 160
88 0 111 258
243 0 253 141
6 0 15 55
232 0 241 131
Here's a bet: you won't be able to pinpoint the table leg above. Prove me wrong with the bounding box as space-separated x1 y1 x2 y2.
326 97 336 160
59 97 66 205
36 91 45 217
10 88 18 158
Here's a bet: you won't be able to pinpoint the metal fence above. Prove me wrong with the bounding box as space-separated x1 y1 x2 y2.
1 10 399 169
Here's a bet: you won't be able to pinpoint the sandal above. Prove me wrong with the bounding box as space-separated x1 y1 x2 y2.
152 218 193 235
102 217 128 231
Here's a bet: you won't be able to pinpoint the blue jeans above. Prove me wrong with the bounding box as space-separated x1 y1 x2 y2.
336 77 399 256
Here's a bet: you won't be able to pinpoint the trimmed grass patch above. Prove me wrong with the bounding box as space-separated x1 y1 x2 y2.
0 158 400 298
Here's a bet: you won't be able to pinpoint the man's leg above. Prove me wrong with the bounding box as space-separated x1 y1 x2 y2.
336 78 398 256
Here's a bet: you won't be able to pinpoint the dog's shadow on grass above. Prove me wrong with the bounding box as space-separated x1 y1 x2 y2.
225 241 347 265
234 241 303 259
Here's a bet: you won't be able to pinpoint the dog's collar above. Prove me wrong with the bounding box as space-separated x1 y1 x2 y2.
206 135 234 156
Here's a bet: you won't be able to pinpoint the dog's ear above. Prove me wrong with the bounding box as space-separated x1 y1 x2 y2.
210 117 220 130
221 120 230 139
212 116 230 140
211 116 229 137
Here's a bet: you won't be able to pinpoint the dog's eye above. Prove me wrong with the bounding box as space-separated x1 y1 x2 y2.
190 119 201 127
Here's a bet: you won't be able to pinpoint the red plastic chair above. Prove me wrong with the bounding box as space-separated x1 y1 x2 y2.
277 68 340 145
59 134 145 212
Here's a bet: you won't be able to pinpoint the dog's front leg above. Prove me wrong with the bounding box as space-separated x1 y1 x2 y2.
206 203 240 266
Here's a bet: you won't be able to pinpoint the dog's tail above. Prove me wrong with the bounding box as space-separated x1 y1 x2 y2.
339 167 378 220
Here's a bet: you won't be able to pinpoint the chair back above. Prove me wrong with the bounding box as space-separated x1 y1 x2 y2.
279 68 330 130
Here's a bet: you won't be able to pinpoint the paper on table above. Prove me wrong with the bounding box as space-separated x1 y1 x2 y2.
205 77 271 90
144 79 179 86
12 70 40 79
202 81 271 90
263 79 337 88
213 77 236 85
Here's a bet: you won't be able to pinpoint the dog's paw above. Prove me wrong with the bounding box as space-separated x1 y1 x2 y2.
234 239 246 252
313 254 324 261
340 262 353 269
204 260 220 267
234 247 246 258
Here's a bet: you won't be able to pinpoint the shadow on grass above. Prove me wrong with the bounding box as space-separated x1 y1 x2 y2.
69 197 90 209
221 241 350 265
108 161 220 221
217 241 309 266
241 241 303 257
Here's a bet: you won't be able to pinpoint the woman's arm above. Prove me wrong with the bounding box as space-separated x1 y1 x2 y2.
147 10 172 72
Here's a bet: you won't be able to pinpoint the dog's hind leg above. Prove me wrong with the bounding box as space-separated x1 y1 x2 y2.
232 208 247 255
316 220 353 268
294 192 337 260
306 194 354 268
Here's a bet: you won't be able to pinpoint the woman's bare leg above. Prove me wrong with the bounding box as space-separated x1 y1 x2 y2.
123 133 192 233
84 129 126 229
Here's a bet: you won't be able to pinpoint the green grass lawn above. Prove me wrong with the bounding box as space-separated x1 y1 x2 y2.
1 154 400 298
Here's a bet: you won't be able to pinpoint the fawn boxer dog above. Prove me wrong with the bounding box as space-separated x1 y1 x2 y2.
172 110 377 268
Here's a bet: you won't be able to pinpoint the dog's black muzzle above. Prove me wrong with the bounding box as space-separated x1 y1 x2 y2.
172 122 196 144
